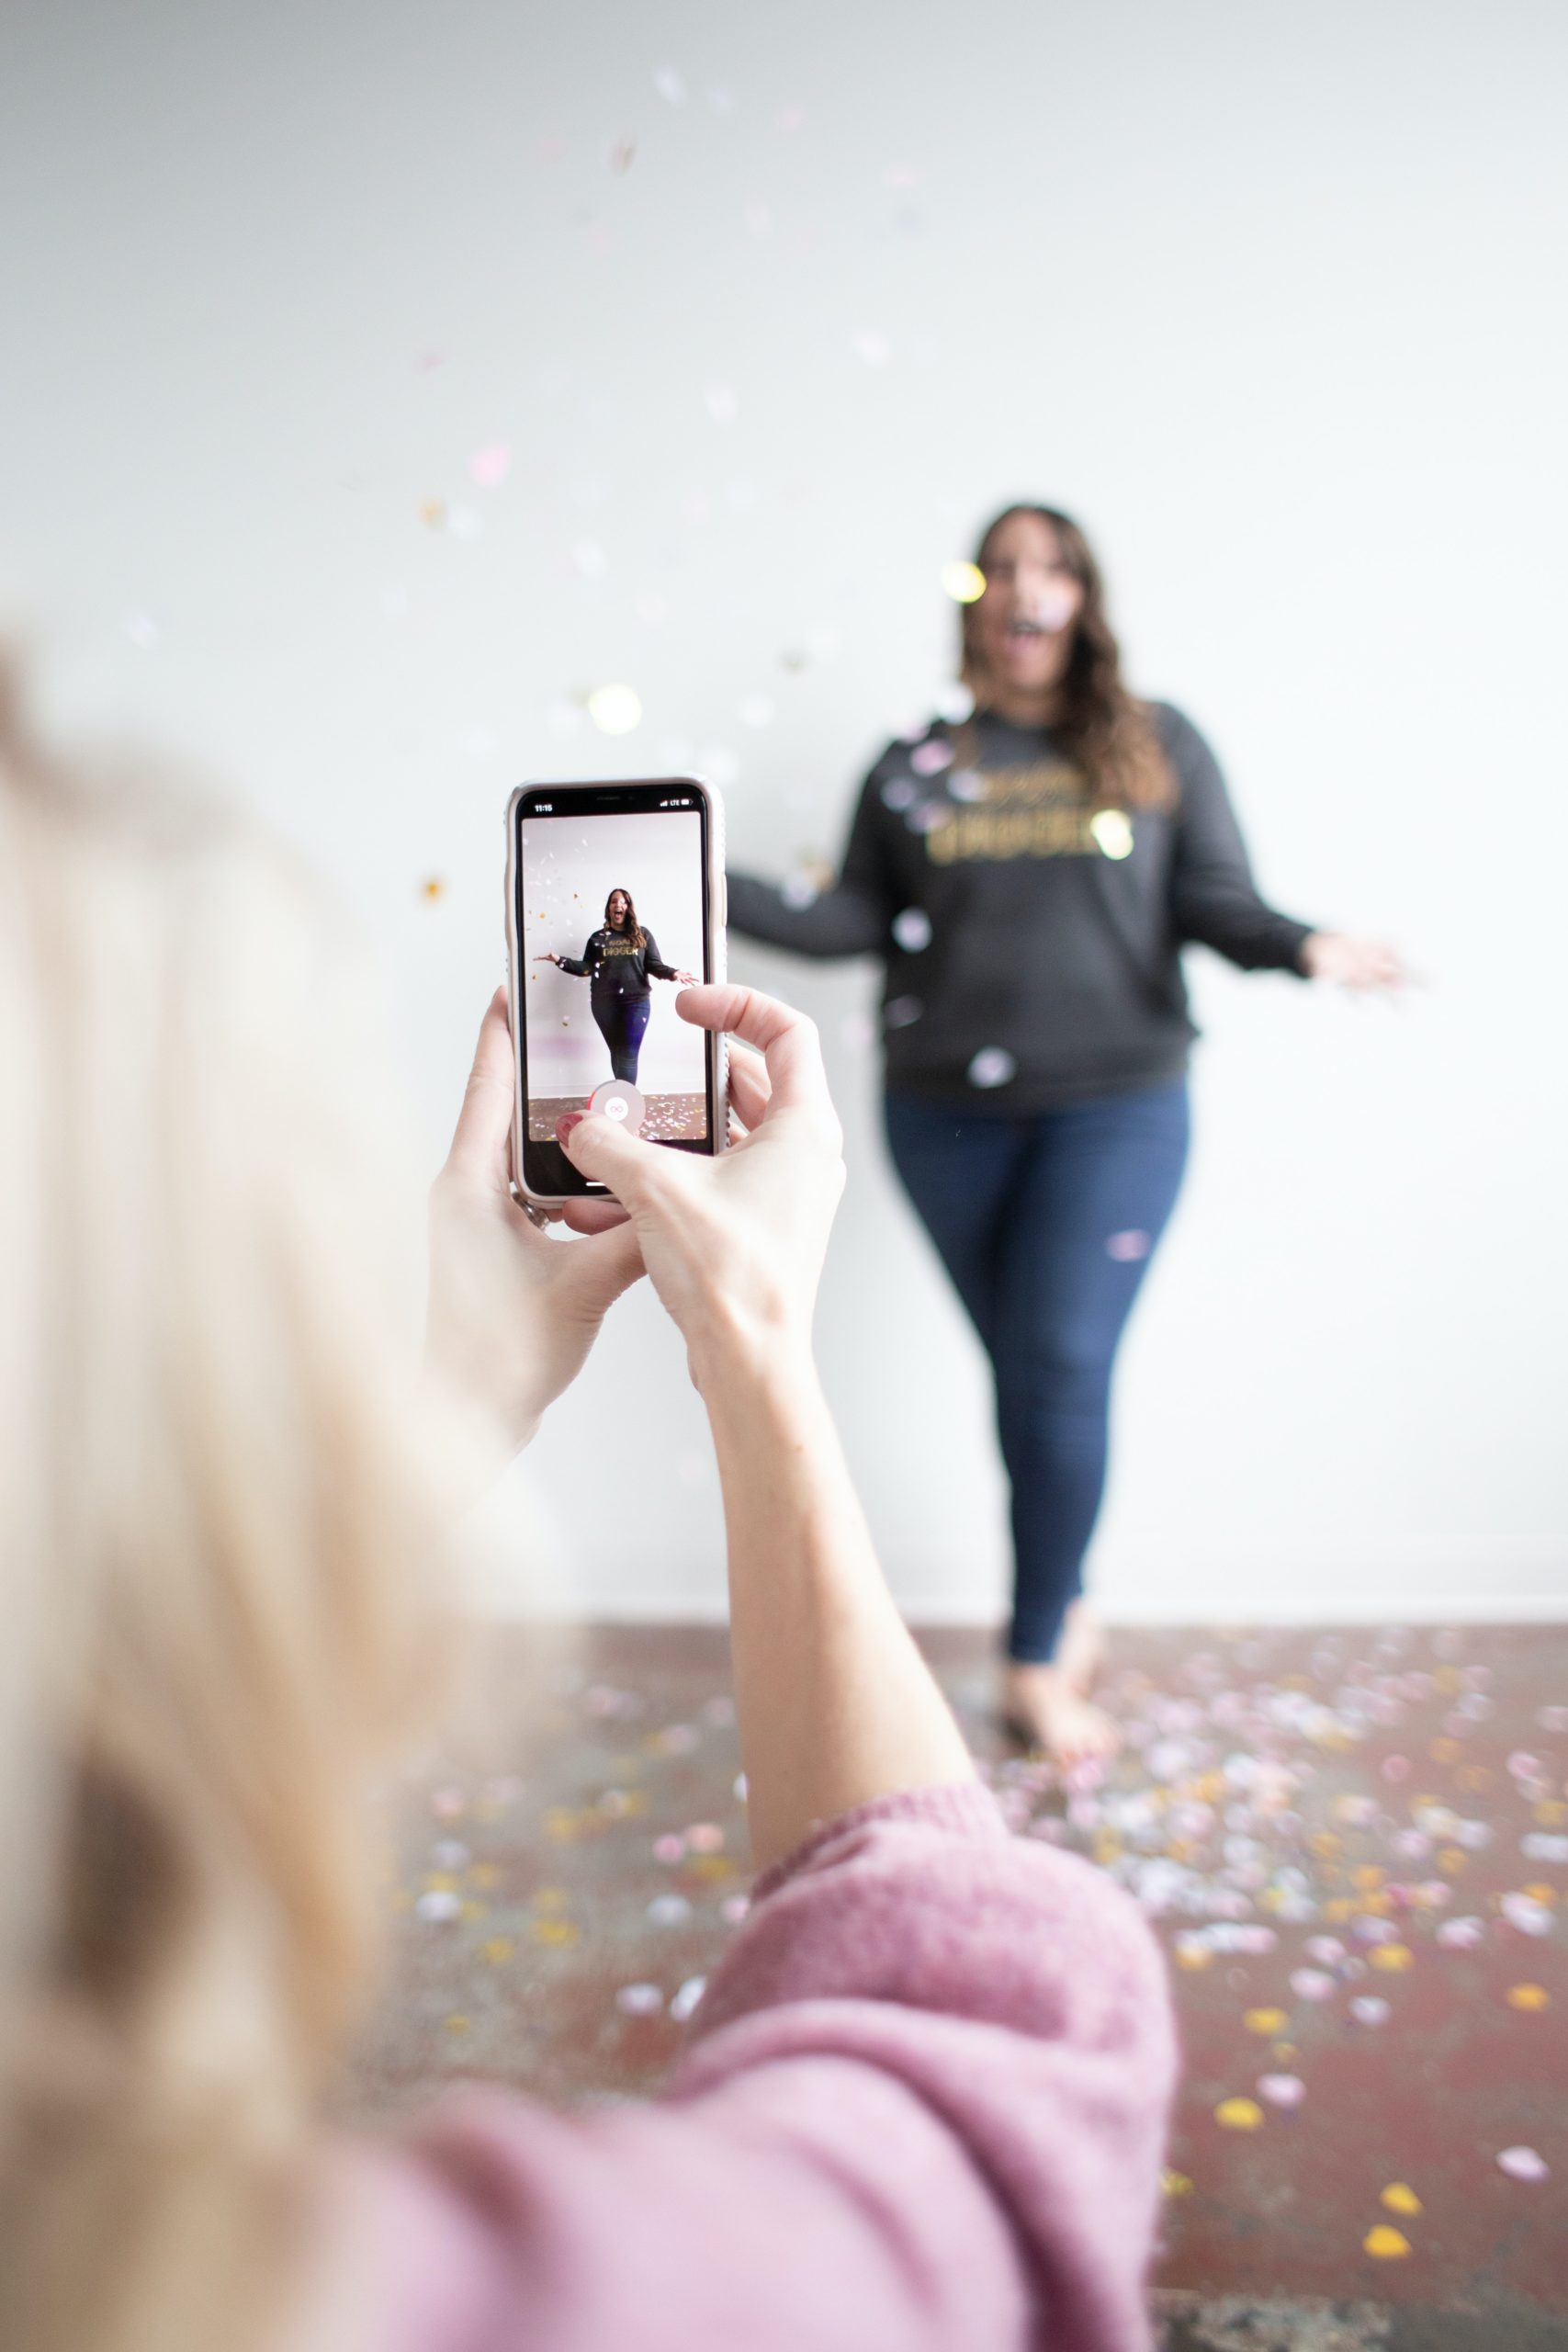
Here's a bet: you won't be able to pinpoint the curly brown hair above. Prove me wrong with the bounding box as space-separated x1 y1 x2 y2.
604 887 647 950
959 504 1176 812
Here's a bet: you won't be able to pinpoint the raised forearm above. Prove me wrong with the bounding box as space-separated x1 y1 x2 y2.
703 1348 976 1871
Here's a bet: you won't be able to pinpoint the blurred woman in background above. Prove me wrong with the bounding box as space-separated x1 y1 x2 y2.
0 674 1172 2352
728 503 1404 1766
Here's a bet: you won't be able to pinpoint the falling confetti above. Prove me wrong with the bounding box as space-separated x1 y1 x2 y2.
1257 2074 1306 2108
611 138 636 173
1244 2008 1289 2036
892 908 933 952
910 739 954 776
933 680 976 723
1496 2147 1550 2182
469 443 511 488
670 1975 707 2022
885 996 922 1028
1506 1984 1550 2010
880 776 917 810
1214 2098 1264 2131
419 877 446 904
942 560 987 604
1106 1230 1151 1262
587 684 642 735
1090 808 1134 860
414 1891 461 1924
1350 1996 1393 2026
967 1046 1016 1091
1381 2184 1423 2215
1500 1892 1552 1936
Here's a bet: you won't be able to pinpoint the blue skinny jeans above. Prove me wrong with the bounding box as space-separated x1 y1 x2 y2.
592 991 651 1084
883 1079 1190 1662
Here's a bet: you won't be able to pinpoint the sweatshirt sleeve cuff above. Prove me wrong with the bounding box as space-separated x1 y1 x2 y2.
750 1778 1005 1906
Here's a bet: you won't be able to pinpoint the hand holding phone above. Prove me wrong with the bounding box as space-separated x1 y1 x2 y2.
505 778 728 1204
558 984 845 1392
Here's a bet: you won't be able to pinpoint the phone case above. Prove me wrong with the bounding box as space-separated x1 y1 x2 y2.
503 777 728 1206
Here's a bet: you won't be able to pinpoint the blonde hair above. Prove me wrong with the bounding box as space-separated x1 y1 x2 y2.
0 668 456 2350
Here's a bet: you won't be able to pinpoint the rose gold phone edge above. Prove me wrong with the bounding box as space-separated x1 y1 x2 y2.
503 777 729 1207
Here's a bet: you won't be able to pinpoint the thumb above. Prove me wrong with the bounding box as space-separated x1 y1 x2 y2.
559 1110 663 1204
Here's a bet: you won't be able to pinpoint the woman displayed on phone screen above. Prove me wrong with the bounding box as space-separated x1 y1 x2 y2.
727 503 1404 1766
536 887 696 1088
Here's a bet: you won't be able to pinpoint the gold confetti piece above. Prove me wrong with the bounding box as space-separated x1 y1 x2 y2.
532 1917 580 1947
1215 2098 1264 2131
611 137 636 173
423 1872 458 1892
1433 1666 1462 1694
1310 1832 1341 1859
1370 1943 1415 1973
420 498 446 527
1506 1984 1550 2011
1353 1865 1385 1890
1323 1897 1355 1923
688 1854 734 1882
545 1808 581 1840
420 876 446 903
1534 1800 1568 1826
1456 1765 1492 1792
1244 2008 1289 2036
941 560 987 604
460 1901 487 1925
1523 1883 1557 1905
444 2015 470 2034
587 683 642 736
1381 2183 1423 2216
480 1938 514 1965
532 1886 570 1911
1430 1737 1462 1764
1438 1848 1467 1875
1363 2226 1412 2259
468 1863 502 1890
1174 1945 1213 1971
1162 2172 1194 2198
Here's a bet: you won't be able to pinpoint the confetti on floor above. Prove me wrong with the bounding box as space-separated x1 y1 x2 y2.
344 1623 1568 2335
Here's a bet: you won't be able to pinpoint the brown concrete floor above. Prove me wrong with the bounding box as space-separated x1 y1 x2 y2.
344 1624 1568 2349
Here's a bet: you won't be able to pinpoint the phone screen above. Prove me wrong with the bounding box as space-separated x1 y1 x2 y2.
513 780 716 1196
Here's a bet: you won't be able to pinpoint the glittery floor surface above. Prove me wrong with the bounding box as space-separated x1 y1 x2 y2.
345 1624 1568 2348
527 1091 708 1141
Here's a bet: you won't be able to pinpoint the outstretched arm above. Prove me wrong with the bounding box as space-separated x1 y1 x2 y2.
1162 707 1405 989
537 937 595 978
641 932 699 988
728 769 894 960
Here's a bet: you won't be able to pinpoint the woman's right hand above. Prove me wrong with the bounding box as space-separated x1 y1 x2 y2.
558 986 845 1392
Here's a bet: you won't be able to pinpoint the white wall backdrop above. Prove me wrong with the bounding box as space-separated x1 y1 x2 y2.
4 0 1565 1623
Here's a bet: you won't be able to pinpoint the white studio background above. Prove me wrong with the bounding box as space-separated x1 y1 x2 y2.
522 810 705 1095
3 0 1565 1625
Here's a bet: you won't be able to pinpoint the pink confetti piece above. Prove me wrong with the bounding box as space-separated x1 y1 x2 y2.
1501 1892 1552 1936
910 738 954 775
720 1895 750 1925
1305 1937 1346 1966
1497 2146 1550 2182
1437 1916 1485 1949
469 442 511 489
1290 1968 1337 2002
686 1823 726 1853
1506 1751 1544 1779
1381 1755 1411 1783
1537 1704 1568 1733
1350 1996 1392 2026
1106 1230 1152 1262
615 1983 663 2016
1258 2074 1306 2108
653 1833 686 1863
670 1975 707 2022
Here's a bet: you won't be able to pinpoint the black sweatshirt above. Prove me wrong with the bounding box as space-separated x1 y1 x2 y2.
726 705 1314 1111
558 928 679 999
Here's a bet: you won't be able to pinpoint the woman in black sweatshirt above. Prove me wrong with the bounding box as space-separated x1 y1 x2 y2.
536 888 696 1087
727 503 1403 1764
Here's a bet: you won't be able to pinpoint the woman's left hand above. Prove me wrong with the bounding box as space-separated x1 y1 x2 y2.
425 988 646 1453
1300 932 1408 991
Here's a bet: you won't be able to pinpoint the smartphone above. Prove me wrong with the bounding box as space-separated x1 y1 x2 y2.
504 777 728 1203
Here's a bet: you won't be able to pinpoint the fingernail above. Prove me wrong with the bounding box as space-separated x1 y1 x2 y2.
556 1112 584 1146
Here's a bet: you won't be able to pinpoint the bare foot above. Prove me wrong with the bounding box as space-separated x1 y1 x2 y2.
999 1661 1122 1770
1055 1599 1107 1701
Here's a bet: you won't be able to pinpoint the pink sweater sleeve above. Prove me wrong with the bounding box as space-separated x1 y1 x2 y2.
349 1783 1177 2352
